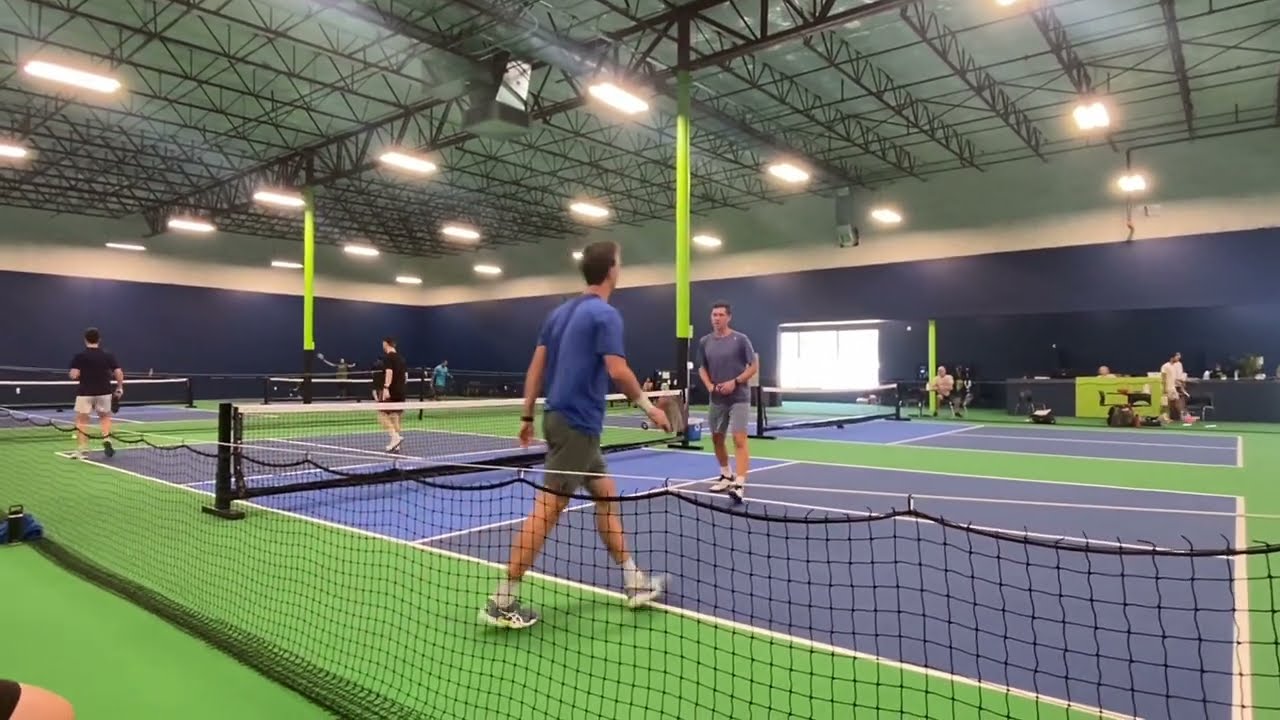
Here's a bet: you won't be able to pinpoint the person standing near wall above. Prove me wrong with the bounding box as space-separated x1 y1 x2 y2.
697 302 758 503
68 327 124 459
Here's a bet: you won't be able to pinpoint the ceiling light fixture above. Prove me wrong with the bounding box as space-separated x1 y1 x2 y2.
23 60 121 93
767 162 810 184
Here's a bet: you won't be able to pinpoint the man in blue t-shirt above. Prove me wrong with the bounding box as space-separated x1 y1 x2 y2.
482 241 670 630
432 360 450 399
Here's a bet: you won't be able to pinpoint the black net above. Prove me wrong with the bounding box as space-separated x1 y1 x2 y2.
755 383 901 436
2 404 1277 719
0 377 193 409
262 375 429 404
223 391 683 503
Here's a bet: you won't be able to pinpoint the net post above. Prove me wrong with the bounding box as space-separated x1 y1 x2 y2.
888 381 909 422
666 338 702 450
751 385 777 440
261 377 270 405
184 378 195 408
202 402 244 520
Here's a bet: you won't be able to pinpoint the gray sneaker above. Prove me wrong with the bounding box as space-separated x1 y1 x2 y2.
625 573 666 609
481 599 539 629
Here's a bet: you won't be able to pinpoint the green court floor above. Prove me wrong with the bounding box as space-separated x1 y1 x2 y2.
2 410 1278 719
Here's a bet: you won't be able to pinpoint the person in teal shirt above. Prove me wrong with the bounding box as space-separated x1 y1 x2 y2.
432 360 450 399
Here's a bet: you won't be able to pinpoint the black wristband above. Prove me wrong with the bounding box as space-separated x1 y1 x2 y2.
521 416 534 423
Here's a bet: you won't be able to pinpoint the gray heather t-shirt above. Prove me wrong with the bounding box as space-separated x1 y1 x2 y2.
698 330 755 405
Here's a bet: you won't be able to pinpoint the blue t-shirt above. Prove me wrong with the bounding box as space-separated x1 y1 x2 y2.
433 364 449 385
698 331 755 405
539 295 625 436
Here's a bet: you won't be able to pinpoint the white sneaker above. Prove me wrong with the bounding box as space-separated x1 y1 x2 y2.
625 573 666 609
727 481 745 504
385 435 403 453
709 476 733 492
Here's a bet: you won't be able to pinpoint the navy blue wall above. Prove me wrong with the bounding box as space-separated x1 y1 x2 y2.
422 228 1280 382
5 228 1280 385
0 271 424 374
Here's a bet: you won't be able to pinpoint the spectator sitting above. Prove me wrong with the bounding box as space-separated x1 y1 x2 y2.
1097 365 1116 378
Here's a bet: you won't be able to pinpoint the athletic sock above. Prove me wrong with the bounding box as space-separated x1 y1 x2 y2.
622 557 643 588
734 475 746 485
719 466 731 477
493 578 520 608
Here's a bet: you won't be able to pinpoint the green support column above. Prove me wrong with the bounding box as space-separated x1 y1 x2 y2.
927 319 937 414
302 188 317 403
675 69 692 389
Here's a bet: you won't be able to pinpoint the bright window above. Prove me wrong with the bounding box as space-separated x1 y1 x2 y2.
778 327 880 389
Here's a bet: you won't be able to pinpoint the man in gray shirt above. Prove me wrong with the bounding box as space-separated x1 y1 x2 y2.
697 301 757 501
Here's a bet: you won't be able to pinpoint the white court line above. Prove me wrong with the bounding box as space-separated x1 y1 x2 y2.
652 446 1239 500
674 489 1185 552
1237 436 1245 468
413 462 800 544
64 453 1129 720
729 482 1280 520
888 423 984 445
1233 496 1254 720
933 431 1238 451
766 432 1238 468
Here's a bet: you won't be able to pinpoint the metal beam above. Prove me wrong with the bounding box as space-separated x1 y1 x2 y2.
1158 0 1196 136
449 0 866 187
1028 4 1093 95
804 33 979 170
900 2 1046 160
677 0 921 73
1275 66 1280 125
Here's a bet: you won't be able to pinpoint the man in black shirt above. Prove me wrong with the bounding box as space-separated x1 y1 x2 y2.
68 327 124 459
377 336 408 452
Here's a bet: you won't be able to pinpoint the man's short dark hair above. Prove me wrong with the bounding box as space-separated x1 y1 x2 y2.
84 327 100 344
711 301 731 314
383 336 397 348
579 241 618 286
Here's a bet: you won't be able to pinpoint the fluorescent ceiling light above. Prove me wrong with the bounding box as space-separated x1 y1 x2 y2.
343 244 380 257
23 60 121 93
473 264 502 276
395 275 422 285
1116 173 1148 194
104 242 145 252
253 189 305 208
441 225 481 242
166 217 215 233
870 208 903 225
1072 101 1110 130
571 250 584 260
587 82 649 115
271 260 303 269
767 162 810 184
995 0 1020 6
692 234 722 248
378 151 437 175
0 143 28 159
569 201 609 219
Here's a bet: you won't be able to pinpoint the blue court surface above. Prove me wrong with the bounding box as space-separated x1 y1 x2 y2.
74 439 1246 720
761 419 1244 467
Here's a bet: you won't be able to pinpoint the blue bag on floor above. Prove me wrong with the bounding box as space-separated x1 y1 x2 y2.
1 506 43 544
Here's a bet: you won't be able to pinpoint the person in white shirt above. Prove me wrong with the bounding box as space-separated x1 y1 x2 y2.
1160 352 1186 423
927 365 954 417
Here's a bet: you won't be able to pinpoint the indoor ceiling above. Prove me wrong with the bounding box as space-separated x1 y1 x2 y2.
0 0 1276 258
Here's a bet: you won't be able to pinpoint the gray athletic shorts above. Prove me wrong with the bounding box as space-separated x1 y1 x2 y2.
542 410 607 495
707 401 749 435
74 394 112 415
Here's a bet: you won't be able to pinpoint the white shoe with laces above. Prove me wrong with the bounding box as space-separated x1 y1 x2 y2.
709 476 734 492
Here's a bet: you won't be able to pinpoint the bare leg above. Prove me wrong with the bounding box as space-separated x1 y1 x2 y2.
732 431 750 480
11 683 76 720
100 413 113 440
493 489 570 605
587 476 629 566
74 412 90 453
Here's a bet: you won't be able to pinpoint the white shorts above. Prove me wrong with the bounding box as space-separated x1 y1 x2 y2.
74 395 113 416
